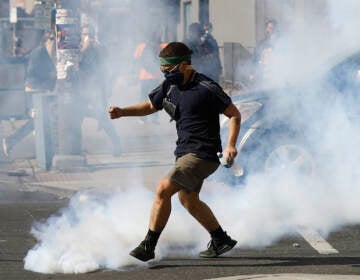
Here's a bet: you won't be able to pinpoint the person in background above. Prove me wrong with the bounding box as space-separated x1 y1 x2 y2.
183 22 222 83
133 32 167 124
251 19 279 85
79 24 121 157
183 23 203 74
109 42 241 262
15 37 30 56
201 22 222 82
2 30 56 156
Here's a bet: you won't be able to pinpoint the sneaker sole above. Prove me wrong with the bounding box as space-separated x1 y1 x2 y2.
129 250 155 262
199 240 237 258
216 240 237 256
199 251 218 258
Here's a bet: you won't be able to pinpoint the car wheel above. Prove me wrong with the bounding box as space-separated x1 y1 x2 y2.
264 143 316 177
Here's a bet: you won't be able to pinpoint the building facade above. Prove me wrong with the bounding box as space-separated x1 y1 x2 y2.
177 0 329 83
179 0 328 50
1 0 329 84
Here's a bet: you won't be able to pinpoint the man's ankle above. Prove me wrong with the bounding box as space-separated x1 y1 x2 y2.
210 226 227 240
144 229 162 248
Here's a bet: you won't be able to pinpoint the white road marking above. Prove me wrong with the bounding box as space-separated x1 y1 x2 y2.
205 274 360 280
297 227 339 254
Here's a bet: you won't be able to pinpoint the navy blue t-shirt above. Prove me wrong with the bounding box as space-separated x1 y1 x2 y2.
149 72 231 161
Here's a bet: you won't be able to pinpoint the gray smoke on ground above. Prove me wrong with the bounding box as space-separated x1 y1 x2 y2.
24 0 360 274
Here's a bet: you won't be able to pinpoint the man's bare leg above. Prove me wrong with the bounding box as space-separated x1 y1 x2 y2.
149 178 182 231
178 190 220 231
130 178 181 261
178 190 237 258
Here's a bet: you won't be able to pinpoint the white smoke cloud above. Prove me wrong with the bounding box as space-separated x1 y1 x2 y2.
24 187 208 273
225 0 360 245
24 0 360 274
262 0 360 88
24 134 360 274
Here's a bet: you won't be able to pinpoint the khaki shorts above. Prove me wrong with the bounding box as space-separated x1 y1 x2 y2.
166 153 219 192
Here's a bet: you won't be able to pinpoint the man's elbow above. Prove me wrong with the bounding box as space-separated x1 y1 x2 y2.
230 109 241 123
147 101 156 112
231 115 241 125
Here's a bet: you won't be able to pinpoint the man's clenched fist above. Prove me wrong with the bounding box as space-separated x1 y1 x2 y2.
108 106 122 119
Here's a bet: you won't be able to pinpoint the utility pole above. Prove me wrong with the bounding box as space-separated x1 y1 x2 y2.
52 0 86 170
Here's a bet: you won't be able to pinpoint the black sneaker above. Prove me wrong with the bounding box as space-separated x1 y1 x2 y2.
199 233 237 258
129 240 155 262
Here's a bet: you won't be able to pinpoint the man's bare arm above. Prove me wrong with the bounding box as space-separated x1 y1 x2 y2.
222 103 241 160
109 100 157 119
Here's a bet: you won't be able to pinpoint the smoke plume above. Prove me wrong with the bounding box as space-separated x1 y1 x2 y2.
24 0 360 274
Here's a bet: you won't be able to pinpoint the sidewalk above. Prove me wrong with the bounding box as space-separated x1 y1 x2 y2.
14 149 174 198
1 107 177 197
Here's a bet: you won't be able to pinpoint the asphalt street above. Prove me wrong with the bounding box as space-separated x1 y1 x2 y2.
0 160 360 280
0 85 359 279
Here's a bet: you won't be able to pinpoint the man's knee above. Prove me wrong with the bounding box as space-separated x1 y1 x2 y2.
155 178 177 200
178 191 200 212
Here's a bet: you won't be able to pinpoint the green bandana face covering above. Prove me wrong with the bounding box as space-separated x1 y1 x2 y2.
159 55 191 66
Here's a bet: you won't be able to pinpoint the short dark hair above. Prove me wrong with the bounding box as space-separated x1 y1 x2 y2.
159 42 192 58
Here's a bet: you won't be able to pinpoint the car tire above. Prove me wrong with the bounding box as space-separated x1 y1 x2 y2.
243 134 316 180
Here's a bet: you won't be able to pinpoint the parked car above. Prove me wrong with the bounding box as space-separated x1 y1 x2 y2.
217 50 360 185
